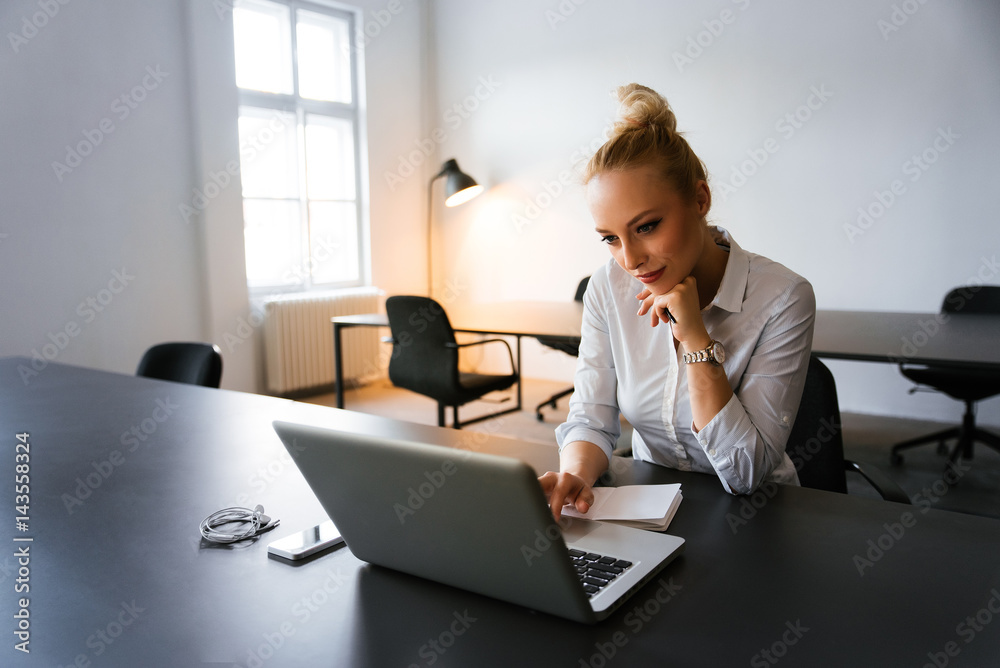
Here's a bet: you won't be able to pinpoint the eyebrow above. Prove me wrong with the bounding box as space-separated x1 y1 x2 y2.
594 210 658 235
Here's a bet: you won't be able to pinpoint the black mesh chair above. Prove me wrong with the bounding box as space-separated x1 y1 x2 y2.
136 342 223 388
787 356 909 503
384 296 519 428
535 276 589 421
890 286 1000 467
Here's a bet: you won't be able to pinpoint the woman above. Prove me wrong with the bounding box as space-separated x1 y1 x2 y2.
540 84 815 521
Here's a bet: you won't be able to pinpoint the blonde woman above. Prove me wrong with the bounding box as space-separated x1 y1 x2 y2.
541 84 815 521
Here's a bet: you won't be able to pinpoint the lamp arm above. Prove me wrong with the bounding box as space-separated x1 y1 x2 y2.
427 172 446 298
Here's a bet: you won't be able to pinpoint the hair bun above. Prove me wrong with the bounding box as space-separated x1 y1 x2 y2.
611 83 678 136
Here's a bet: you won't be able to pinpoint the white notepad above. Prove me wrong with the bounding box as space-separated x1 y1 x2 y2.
562 484 683 531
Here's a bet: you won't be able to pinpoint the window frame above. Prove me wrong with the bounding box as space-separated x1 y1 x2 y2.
235 0 369 296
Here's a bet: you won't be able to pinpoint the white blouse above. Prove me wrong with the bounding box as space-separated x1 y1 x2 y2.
555 227 815 494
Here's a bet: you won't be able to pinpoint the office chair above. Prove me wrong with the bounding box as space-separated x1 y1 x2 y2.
787 356 910 503
890 285 1000 467
384 296 519 429
136 342 223 388
535 276 590 421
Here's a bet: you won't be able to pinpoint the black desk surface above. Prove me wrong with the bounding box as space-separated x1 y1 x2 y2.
333 300 585 338
3 357 1000 666
812 309 1000 369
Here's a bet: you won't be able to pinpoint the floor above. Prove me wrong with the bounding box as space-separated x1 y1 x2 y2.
303 377 1000 520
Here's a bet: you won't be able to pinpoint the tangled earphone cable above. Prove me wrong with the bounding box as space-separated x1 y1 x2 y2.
200 505 280 543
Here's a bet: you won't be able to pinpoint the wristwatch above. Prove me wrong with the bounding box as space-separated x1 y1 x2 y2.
683 340 726 366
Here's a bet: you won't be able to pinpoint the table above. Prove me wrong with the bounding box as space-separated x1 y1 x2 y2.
812 309 1000 369
332 300 584 410
336 307 1000 412
3 357 1000 665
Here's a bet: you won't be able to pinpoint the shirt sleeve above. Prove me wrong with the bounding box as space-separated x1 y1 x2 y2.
693 277 816 494
554 276 621 466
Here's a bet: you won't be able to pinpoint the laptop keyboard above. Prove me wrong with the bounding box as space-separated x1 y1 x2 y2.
568 548 633 598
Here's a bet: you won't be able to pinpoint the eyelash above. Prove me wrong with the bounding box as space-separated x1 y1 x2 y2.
600 219 661 245
637 219 661 234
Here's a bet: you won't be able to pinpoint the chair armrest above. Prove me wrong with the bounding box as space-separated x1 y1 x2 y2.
445 339 518 375
845 459 911 504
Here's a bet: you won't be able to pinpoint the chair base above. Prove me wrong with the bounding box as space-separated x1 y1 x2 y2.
438 400 521 429
890 401 1000 470
535 386 573 421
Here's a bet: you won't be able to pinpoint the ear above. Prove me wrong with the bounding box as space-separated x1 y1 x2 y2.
694 180 711 217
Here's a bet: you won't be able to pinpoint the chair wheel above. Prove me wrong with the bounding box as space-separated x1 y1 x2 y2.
890 453 904 466
536 412 544 422
936 441 949 456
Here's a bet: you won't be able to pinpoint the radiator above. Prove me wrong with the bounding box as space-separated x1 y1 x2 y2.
263 287 383 395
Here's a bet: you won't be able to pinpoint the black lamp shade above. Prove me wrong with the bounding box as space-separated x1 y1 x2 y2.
439 159 483 206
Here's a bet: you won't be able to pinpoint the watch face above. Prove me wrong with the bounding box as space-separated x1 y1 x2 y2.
712 341 726 364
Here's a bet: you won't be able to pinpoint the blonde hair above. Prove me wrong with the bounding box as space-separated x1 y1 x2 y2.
584 83 708 202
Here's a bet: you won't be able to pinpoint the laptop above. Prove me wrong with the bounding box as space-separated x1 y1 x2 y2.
271 421 685 624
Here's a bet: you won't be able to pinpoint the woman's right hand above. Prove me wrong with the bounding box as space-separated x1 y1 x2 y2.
538 471 595 523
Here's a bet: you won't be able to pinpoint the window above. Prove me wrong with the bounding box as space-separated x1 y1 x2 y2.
233 0 367 291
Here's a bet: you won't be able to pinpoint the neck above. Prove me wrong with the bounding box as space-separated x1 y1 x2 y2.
691 228 729 309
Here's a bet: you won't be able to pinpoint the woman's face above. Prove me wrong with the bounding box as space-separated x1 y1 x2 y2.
587 164 711 296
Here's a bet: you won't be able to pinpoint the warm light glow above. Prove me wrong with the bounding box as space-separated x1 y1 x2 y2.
445 185 484 207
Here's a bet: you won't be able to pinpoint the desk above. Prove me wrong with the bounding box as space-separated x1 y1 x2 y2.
812 309 1000 370
332 300 584 410
4 358 1000 665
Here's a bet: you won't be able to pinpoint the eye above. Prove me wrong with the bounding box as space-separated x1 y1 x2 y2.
600 234 619 245
636 219 661 234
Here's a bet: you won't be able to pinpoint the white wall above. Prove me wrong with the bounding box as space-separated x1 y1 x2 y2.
0 0 427 393
422 0 1000 426
1 1 207 383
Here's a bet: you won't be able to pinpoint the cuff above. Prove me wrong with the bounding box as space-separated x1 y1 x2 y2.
556 426 615 465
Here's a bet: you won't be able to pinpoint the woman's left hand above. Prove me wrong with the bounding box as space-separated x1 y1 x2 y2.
636 276 710 347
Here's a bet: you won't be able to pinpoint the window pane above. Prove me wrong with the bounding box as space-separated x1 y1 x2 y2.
296 9 352 103
305 115 355 201
243 199 303 288
233 0 293 94
309 202 359 284
238 108 299 199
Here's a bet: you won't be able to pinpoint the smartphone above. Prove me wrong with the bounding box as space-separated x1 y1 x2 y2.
267 520 344 560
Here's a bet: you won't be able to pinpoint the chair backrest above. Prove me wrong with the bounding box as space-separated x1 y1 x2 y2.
786 356 848 494
537 276 590 357
136 342 223 388
942 285 1000 315
384 296 462 403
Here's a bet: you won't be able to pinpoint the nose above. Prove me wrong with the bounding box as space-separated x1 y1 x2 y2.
620 239 643 272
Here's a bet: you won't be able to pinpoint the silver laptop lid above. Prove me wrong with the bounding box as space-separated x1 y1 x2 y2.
272 421 597 622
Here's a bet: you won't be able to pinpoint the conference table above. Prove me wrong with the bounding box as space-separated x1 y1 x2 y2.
333 304 1000 410
331 300 585 410
811 309 1000 370
3 357 1000 666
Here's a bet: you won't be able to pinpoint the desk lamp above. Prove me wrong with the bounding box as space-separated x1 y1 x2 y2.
427 159 483 296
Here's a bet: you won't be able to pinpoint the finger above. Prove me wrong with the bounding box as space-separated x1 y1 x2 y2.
635 289 651 301
574 486 594 514
636 292 655 316
537 472 557 498
547 484 569 521
549 474 586 522
550 486 571 522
